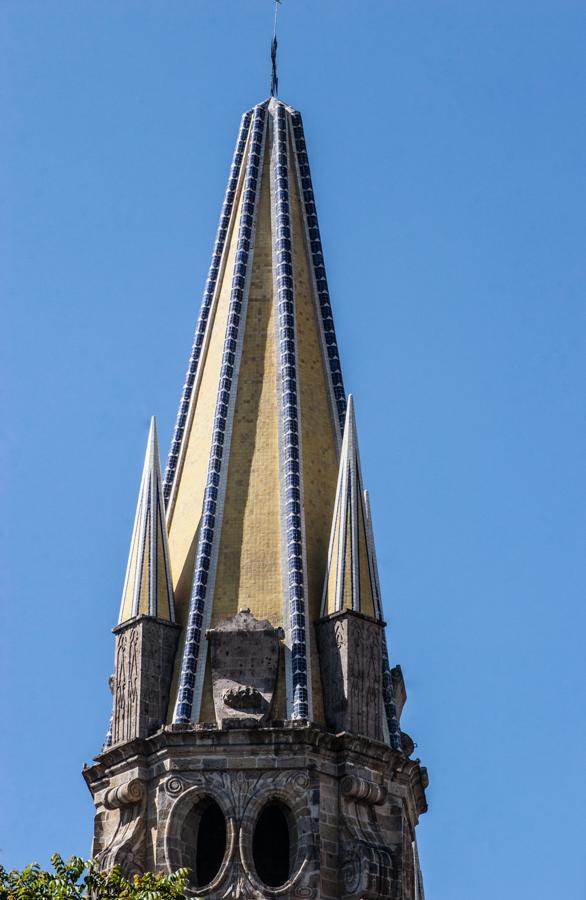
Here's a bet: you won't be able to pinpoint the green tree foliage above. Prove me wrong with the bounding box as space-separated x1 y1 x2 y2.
0 855 193 900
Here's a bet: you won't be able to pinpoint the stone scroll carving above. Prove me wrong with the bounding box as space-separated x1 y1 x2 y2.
340 775 387 806
206 609 282 728
338 772 395 900
96 778 147 877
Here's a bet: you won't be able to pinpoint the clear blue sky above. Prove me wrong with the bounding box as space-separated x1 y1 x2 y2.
1 1 585 897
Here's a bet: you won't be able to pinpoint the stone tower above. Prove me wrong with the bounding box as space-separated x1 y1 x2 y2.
83 97 428 899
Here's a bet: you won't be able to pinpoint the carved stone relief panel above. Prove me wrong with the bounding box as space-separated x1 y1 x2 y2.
113 628 139 744
206 609 282 727
316 610 384 741
112 618 180 744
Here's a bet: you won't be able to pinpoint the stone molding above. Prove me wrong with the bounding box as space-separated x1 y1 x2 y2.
86 723 427 818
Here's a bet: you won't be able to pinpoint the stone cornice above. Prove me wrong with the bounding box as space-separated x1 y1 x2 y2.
83 722 428 817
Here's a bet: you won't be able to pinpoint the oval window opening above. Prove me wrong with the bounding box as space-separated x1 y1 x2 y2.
252 801 292 888
182 798 227 888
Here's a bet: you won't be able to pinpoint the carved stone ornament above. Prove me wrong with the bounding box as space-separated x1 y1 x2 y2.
96 777 147 877
339 771 394 899
340 775 387 806
163 768 318 898
340 841 392 900
206 608 282 727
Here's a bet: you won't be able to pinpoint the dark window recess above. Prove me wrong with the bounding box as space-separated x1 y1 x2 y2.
196 801 226 887
252 801 292 888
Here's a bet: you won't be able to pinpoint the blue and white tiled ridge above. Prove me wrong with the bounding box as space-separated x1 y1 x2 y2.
273 100 311 720
289 109 347 437
173 106 267 724
163 111 253 507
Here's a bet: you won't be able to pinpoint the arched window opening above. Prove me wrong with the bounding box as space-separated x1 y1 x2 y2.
181 798 227 888
252 800 294 888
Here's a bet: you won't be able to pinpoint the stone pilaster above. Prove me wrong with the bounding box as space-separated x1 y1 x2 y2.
111 616 180 744
316 609 385 741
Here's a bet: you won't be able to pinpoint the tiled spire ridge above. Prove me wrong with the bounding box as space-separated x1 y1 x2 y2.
173 106 268 724
289 110 347 436
163 110 253 506
118 417 175 624
273 100 311 719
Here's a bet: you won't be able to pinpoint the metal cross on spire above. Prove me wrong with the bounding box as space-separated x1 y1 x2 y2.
270 0 282 97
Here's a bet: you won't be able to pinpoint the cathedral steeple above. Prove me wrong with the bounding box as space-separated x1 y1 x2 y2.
162 98 346 727
84 95 428 900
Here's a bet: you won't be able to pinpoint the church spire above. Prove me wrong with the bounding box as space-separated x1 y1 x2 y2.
86 94 428 898
321 395 378 618
118 417 175 623
164 98 347 726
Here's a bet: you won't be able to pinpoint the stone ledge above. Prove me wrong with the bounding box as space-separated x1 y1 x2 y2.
83 722 428 815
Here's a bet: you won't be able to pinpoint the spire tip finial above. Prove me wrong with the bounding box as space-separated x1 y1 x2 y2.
270 0 282 98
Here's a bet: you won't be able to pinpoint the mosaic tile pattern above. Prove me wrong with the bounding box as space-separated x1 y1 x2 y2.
173 106 267 724
274 101 309 720
163 110 253 506
289 110 347 436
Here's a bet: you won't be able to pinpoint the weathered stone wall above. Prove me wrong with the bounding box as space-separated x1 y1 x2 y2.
84 724 428 899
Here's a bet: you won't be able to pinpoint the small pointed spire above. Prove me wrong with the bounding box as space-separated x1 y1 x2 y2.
321 395 379 618
118 417 175 624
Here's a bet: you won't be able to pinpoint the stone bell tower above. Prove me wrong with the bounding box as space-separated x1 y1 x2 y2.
83 97 428 899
